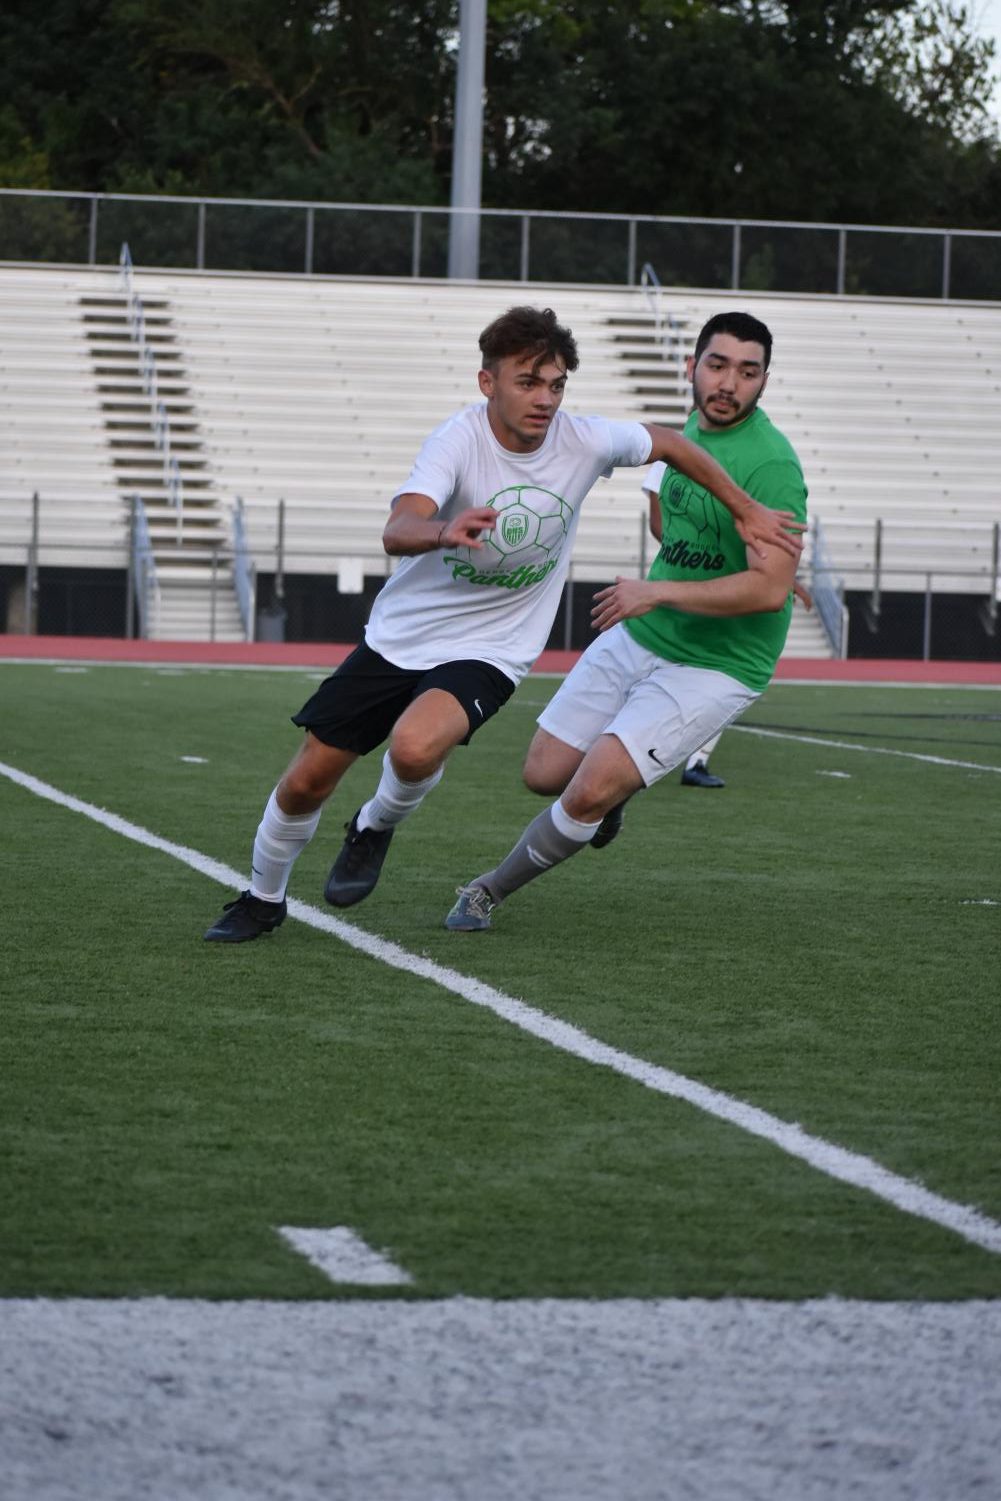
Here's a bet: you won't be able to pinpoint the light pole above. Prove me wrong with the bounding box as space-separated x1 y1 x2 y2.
448 0 487 279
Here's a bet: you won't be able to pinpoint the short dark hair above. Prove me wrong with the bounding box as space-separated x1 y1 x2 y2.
694 311 773 369
479 306 580 374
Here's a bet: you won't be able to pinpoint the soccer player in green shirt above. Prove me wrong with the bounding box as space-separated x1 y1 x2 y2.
445 310 808 931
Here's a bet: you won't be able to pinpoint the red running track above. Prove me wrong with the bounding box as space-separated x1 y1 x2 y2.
1 634 1000 685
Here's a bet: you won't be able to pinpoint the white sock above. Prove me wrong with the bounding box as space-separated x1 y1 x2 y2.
686 731 722 771
357 750 444 831
249 788 322 902
550 797 604 842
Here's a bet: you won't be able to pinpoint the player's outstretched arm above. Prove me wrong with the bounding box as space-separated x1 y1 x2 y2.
383 493 497 556
643 424 804 561
591 542 798 632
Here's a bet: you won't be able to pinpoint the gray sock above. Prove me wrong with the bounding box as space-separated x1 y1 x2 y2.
478 803 599 903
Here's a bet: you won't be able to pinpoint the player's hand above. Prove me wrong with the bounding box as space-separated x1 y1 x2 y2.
735 499 805 561
439 507 497 549
793 579 813 611
591 578 658 632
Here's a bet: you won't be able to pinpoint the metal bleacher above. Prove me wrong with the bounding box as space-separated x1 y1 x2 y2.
164 273 691 585
1 261 999 650
0 269 121 570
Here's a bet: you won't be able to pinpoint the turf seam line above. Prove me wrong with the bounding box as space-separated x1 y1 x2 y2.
3 756 1001 1260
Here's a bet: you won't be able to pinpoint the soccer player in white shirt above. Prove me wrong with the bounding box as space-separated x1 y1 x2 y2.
205 306 802 942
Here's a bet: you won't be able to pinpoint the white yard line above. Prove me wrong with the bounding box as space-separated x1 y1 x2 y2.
278 1227 412 1286
733 723 1001 772
2 757 1000 1259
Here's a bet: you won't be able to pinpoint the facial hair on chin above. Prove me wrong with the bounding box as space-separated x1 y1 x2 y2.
697 392 756 428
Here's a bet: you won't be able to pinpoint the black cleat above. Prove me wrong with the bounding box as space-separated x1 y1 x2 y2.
204 890 287 943
325 810 394 907
590 800 626 849
680 762 725 788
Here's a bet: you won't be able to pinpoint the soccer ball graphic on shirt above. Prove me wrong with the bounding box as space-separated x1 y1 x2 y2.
477 486 573 571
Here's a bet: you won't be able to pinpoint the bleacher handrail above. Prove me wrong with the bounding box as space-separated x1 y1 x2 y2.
140 344 157 403
809 517 849 658
166 456 184 544
639 262 687 390
120 241 185 541
231 497 256 642
127 494 161 639
118 241 133 294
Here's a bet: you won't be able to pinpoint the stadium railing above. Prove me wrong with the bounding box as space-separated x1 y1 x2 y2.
2 187 1001 301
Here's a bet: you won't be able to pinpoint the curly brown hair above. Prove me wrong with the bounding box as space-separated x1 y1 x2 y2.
478 306 579 374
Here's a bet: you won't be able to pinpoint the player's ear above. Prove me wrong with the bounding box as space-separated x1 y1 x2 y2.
478 368 494 397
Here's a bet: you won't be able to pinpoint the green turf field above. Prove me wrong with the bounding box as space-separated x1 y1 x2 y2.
2 662 999 1301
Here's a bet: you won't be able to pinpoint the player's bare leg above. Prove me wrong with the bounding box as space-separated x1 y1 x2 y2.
557 734 644 826
522 726 627 849
278 733 358 813
522 727 584 795
326 689 468 908
205 734 357 943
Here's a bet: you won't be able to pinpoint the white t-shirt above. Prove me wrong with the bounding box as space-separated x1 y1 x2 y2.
643 460 667 496
365 403 653 683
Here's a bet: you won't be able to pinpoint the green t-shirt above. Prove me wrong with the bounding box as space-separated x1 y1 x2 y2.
625 407 808 693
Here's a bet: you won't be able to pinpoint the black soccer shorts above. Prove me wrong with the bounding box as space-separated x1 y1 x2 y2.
291 641 515 754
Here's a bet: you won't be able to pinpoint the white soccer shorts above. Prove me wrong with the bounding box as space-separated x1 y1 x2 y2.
537 624 759 787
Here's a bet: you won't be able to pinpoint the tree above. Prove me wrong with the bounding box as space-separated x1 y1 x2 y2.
862 0 997 141
0 0 997 240
0 1 458 201
481 0 999 227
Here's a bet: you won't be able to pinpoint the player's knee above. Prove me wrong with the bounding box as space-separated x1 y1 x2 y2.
281 751 339 806
523 739 576 795
522 758 560 795
387 729 444 781
280 769 330 808
560 786 603 823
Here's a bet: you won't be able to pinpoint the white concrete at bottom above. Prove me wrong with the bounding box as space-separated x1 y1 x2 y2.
1 1296 998 1501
